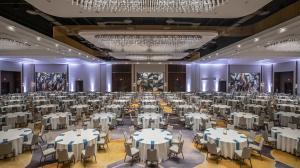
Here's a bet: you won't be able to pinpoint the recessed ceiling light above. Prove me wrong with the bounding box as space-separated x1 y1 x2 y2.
78 52 81 55
68 49 72 52
36 36 41 41
147 62 150 64
158 62 162 64
279 27 287 33
216 53 219 56
55 44 59 47
237 44 241 48
7 25 16 32
254 38 259 42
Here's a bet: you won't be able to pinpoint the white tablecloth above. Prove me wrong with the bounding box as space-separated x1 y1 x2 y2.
231 112 259 129
138 113 162 129
140 100 157 105
0 128 33 157
276 104 299 112
0 112 32 128
185 113 210 131
274 112 300 127
204 128 247 159
42 112 71 130
212 104 231 115
1 104 26 113
91 113 116 131
271 127 300 154
176 105 195 116
132 128 172 162
55 129 99 161
71 104 89 116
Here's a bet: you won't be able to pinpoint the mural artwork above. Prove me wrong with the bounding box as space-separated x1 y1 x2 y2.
36 72 67 91
137 72 164 92
229 73 260 92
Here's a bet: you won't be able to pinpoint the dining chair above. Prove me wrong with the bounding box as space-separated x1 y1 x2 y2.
288 123 297 129
169 140 185 160
81 144 97 164
56 149 75 168
249 137 264 159
97 134 109 150
146 149 158 167
234 147 252 168
124 143 140 165
227 124 235 130
206 142 222 163
38 143 56 165
2 125 9 131
23 133 39 152
0 141 15 158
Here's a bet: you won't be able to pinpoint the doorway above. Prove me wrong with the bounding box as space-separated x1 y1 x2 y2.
274 71 293 94
218 81 227 92
75 80 83 92
1 71 21 94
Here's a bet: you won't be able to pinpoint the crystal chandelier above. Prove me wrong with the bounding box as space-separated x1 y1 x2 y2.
265 34 300 52
111 53 187 61
72 0 228 14
0 38 30 50
94 34 202 53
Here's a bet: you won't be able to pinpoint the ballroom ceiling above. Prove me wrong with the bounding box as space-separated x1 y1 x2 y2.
0 0 299 62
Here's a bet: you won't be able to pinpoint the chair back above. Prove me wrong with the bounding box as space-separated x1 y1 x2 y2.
167 125 173 132
241 147 252 159
59 117 66 124
239 117 246 125
93 119 100 128
258 137 264 150
124 143 132 156
207 142 218 155
28 123 35 131
31 133 39 145
0 142 13 155
227 124 235 130
86 144 95 157
57 149 69 162
17 115 25 124
2 125 9 131
249 130 256 139
288 123 297 129
178 140 184 153
146 149 158 162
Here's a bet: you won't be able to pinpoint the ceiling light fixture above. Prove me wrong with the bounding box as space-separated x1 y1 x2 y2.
7 25 16 32
0 38 31 50
72 0 228 14
254 38 259 42
279 27 287 33
36 36 41 41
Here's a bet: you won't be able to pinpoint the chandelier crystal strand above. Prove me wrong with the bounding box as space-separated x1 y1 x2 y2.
72 0 228 14
265 34 300 52
94 35 202 53
0 38 30 50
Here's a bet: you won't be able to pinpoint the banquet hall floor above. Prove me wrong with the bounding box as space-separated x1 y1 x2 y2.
0 119 299 168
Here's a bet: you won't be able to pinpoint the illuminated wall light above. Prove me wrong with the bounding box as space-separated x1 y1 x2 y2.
202 80 207 92
215 80 219 92
107 83 111 92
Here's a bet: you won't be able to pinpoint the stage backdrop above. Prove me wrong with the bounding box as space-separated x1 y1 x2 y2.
36 72 67 91
229 73 260 92
137 72 164 92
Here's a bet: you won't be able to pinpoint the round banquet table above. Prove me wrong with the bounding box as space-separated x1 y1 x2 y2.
271 127 300 154
71 104 89 116
274 112 300 127
33 99 50 106
199 100 213 107
87 99 101 106
91 112 116 131
212 104 231 115
105 104 122 116
276 104 299 112
169 99 186 106
277 99 297 104
176 105 195 116
1 104 26 113
132 128 172 162
0 112 32 128
4 100 25 105
140 100 157 105
140 105 159 113
231 112 259 129
54 129 99 161
204 128 247 159
184 113 210 132
42 112 71 130
0 128 33 157
245 104 265 114
137 113 162 129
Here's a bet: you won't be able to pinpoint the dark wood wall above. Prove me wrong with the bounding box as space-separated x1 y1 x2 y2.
168 65 186 92
112 64 132 92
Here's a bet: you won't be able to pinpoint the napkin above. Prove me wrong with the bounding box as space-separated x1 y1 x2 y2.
150 141 155 149
68 141 74 152
136 138 144 148
20 134 28 142
83 139 88 149
233 139 240 150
